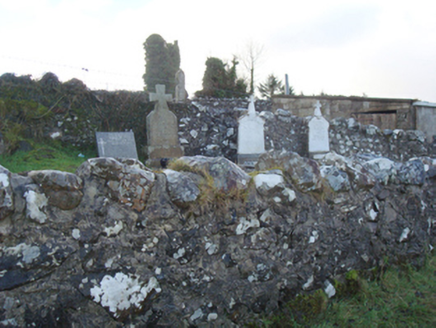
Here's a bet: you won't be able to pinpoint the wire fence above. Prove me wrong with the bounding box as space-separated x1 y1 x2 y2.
0 54 254 98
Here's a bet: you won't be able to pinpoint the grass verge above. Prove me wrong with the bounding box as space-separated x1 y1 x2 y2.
256 253 436 327
0 142 96 173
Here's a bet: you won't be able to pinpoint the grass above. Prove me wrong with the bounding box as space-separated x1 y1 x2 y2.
256 253 436 327
168 158 249 214
0 142 96 173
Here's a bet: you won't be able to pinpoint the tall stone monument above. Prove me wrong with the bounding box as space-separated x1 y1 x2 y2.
308 100 330 158
237 95 265 167
175 69 187 103
146 84 183 164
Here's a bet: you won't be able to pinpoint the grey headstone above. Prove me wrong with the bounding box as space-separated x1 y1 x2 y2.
96 131 138 159
175 69 187 103
146 84 183 162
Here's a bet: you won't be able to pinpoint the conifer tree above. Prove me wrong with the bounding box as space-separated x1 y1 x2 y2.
258 74 292 99
196 57 247 98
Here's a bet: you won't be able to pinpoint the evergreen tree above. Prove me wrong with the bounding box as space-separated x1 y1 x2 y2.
196 57 247 98
258 74 293 99
143 34 180 94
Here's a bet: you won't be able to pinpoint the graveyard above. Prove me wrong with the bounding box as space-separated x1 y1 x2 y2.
1 73 436 326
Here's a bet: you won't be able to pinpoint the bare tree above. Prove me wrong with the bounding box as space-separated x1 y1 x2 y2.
239 40 264 95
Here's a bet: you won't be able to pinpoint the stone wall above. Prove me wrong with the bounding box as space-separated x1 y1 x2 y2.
1 74 435 164
1 153 435 326
272 95 416 130
179 101 436 162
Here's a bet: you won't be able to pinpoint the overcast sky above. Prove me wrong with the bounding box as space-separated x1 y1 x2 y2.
1 0 435 102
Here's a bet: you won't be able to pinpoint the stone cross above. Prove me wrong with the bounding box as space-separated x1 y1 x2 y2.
146 84 183 165
314 100 322 117
247 95 256 116
149 84 172 110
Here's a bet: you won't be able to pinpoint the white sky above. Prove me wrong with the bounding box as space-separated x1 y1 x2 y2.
1 0 435 102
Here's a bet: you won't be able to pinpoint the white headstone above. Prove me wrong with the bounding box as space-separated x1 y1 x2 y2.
237 96 265 167
308 101 330 158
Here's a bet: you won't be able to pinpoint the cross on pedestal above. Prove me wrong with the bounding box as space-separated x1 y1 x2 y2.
149 84 172 110
314 100 322 117
247 95 256 116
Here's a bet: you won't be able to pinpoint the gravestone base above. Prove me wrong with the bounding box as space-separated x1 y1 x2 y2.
238 153 262 168
310 151 329 160
147 145 183 167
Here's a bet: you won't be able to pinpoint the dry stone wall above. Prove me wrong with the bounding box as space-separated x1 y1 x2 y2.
1 153 436 326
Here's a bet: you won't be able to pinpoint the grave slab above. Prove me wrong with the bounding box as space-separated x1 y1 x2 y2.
96 131 138 159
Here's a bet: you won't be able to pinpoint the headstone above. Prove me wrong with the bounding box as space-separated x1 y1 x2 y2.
175 69 187 103
308 101 330 158
146 84 183 164
237 95 265 167
96 131 138 159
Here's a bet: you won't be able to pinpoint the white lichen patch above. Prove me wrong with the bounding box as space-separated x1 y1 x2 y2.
104 221 123 237
0 173 10 187
369 209 378 221
247 274 257 282
208 313 218 321
259 209 273 223
90 273 160 318
236 217 260 235
324 280 336 298
399 227 411 242
190 308 203 322
204 238 219 255
282 188 296 202
105 258 114 269
302 275 314 290
141 237 159 252
254 174 284 190
3 243 40 264
72 229 81 240
50 132 61 139
173 247 186 259
22 245 40 264
308 231 319 244
23 190 48 224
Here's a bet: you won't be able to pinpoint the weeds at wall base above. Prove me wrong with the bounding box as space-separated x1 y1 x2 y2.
254 252 436 327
